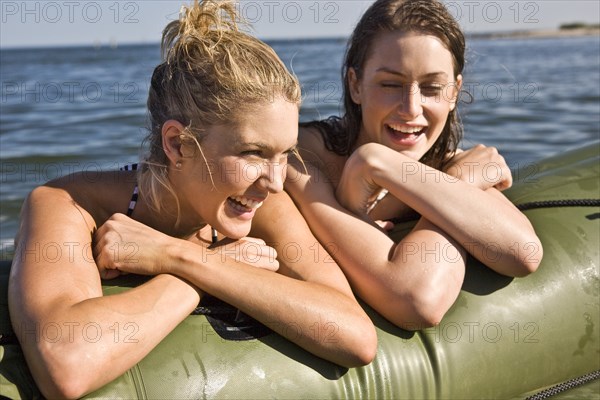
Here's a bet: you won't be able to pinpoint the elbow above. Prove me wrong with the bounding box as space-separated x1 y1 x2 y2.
344 342 377 368
506 232 543 277
352 322 378 366
388 289 454 331
339 314 378 367
400 307 446 331
30 342 97 399
513 240 543 277
40 376 90 400
508 220 544 277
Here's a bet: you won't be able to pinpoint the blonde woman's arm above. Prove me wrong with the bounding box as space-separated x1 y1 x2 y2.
8 185 201 399
94 192 377 369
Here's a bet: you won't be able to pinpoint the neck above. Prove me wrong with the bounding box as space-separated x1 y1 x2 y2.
135 171 206 238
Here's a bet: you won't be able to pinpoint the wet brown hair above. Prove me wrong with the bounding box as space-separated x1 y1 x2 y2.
303 0 465 169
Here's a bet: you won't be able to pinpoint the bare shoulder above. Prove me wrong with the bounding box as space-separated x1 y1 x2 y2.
251 191 302 242
10 182 105 317
251 190 311 279
298 126 333 164
18 168 139 249
10 170 135 306
16 177 102 265
297 125 346 186
250 191 352 292
45 170 136 225
298 126 323 153
24 180 97 233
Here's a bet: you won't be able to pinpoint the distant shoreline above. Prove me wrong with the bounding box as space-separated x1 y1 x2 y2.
468 27 600 40
1 27 599 51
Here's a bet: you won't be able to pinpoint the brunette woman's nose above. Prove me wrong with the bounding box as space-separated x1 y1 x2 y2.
397 83 423 119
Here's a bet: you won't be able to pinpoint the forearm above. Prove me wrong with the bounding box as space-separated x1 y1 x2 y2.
288 180 465 328
369 148 542 276
12 273 199 399
168 240 372 367
459 187 542 275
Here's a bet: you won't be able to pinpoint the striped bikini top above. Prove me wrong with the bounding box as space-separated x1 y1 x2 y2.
120 163 139 217
120 163 219 242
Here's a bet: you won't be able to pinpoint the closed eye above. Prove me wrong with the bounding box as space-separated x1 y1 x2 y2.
420 84 444 96
381 83 404 88
240 150 263 157
240 150 294 164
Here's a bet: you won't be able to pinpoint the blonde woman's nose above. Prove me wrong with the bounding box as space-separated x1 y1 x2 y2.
257 161 285 193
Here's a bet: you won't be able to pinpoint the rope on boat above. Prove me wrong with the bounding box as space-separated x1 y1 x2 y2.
524 369 600 400
389 198 600 225
516 199 600 211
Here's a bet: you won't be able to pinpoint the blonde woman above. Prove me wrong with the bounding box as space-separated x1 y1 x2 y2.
8 1 376 398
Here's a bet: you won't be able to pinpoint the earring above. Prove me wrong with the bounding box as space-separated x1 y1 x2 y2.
176 161 182 169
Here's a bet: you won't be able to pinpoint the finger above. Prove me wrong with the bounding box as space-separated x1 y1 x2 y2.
242 242 278 263
375 220 395 231
92 237 106 264
238 237 267 245
211 237 236 248
215 236 267 247
495 179 512 191
269 260 280 272
504 168 513 187
260 259 279 272
100 268 121 280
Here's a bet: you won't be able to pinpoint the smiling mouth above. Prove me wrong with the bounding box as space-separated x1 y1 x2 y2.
227 196 264 212
386 123 426 135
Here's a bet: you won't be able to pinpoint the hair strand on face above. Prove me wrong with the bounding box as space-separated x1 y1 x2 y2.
139 0 301 223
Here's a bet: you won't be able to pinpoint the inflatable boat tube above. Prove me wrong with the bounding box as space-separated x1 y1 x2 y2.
1 142 599 399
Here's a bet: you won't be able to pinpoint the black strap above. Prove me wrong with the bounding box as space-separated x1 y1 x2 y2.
525 370 600 399
119 163 139 217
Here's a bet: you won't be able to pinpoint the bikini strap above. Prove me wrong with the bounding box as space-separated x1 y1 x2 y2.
120 163 139 217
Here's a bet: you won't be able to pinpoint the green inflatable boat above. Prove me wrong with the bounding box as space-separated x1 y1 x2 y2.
1 143 599 399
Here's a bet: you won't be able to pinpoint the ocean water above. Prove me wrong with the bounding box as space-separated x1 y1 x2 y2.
1 35 599 254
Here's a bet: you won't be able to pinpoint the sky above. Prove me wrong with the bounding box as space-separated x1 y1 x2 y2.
0 0 599 48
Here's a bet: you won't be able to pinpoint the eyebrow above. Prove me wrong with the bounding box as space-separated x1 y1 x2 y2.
375 67 449 79
242 141 298 153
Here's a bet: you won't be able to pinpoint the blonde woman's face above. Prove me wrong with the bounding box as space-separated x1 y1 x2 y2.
176 97 299 239
349 31 462 161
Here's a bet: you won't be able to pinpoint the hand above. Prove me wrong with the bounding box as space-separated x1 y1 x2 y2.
210 237 279 272
93 213 175 279
335 144 387 218
374 220 395 231
443 145 512 191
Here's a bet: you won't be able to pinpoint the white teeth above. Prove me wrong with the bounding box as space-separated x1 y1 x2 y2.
388 124 423 134
230 196 263 210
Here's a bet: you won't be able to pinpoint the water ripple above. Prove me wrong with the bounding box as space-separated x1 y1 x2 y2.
0 36 599 241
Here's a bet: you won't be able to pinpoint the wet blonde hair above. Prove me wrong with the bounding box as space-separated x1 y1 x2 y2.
139 0 301 218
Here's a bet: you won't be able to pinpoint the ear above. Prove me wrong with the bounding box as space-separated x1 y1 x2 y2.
348 67 362 105
162 119 187 166
449 74 463 112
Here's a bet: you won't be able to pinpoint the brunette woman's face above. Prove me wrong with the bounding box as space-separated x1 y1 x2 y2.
173 97 298 239
349 31 462 161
